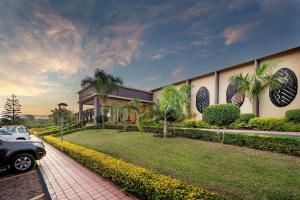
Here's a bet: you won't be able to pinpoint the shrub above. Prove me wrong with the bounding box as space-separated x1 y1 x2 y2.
35 128 60 136
228 121 249 129
239 113 255 123
43 136 222 199
223 133 300 156
174 119 198 128
248 117 286 131
143 119 164 127
285 109 300 122
203 104 240 126
281 122 300 132
52 128 83 137
96 115 108 124
169 128 222 142
174 119 218 129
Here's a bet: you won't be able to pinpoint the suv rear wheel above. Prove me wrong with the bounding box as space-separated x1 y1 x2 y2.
11 153 35 172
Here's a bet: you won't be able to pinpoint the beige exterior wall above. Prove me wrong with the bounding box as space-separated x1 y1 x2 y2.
259 51 300 117
151 48 300 118
191 75 215 119
218 63 255 114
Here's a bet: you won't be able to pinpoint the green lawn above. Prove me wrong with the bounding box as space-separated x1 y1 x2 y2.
64 129 300 200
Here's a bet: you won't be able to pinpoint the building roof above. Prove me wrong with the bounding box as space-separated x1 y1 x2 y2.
77 84 152 94
151 45 300 92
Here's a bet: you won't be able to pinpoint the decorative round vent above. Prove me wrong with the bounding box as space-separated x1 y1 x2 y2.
226 84 245 107
269 68 298 107
196 87 209 113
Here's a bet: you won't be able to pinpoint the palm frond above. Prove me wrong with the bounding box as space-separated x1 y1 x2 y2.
81 76 95 88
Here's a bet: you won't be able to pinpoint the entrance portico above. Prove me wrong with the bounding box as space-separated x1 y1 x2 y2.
78 85 153 124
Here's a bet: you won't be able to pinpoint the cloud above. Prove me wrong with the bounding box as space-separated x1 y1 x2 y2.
227 0 248 10
259 0 285 13
85 23 145 68
0 4 146 97
181 2 217 20
151 54 164 60
191 39 211 46
141 74 162 82
171 66 184 78
223 22 258 45
0 8 87 96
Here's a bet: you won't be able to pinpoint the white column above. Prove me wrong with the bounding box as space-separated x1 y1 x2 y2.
79 103 83 122
94 95 99 125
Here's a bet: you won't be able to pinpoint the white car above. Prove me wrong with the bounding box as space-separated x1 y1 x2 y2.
1 126 31 140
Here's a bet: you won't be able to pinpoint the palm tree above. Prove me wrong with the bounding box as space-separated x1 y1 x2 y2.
81 69 123 128
153 84 190 137
125 98 144 133
229 63 283 116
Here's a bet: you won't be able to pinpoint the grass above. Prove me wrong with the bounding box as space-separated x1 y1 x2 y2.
64 129 300 200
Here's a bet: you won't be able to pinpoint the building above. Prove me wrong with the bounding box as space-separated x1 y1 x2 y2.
78 46 300 122
78 85 153 124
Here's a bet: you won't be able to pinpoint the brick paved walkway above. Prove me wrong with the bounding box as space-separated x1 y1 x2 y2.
34 136 135 200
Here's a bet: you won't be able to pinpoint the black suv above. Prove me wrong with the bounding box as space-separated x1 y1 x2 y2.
0 139 46 172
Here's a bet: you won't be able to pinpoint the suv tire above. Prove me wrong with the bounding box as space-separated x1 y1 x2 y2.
11 153 35 172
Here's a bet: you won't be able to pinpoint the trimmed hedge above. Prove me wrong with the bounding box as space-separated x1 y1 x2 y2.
52 128 82 137
223 133 300 156
229 117 300 132
104 124 300 155
285 109 300 122
168 128 222 142
173 120 218 129
35 128 60 136
105 124 221 142
247 117 286 131
43 136 222 200
239 113 255 123
203 104 240 126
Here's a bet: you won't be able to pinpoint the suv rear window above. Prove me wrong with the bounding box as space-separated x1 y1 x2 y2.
18 128 27 133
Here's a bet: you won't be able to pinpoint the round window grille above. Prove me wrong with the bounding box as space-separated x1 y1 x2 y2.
226 84 245 107
269 68 298 107
196 87 210 113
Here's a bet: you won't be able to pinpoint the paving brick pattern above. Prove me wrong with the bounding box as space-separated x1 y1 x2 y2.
0 169 45 200
36 137 135 200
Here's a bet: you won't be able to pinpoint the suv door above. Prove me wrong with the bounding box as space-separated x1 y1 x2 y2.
0 130 14 141
0 139 7 168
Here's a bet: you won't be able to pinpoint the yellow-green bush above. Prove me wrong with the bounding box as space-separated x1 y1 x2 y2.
43 136 223 200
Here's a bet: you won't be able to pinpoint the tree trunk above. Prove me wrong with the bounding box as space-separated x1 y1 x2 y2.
101 111 105 129
163 117 168 138
253 98 259 117
101 98 106 129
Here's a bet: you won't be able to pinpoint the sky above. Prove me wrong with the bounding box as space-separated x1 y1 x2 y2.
0 0 300 115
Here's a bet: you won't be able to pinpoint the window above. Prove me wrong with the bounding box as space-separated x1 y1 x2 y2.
0 130 12 135
269 68 298 107
196 87 210 113
226 83 245 107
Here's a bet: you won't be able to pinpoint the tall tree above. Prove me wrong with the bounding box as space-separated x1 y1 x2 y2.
2 94 22 124
229 63 283 116
81 69 123 128
49 107 73 125
153 84 190 137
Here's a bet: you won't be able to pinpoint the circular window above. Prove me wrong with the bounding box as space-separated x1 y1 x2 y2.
269 68 298 107
196 87 209 113
226 84 245 107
